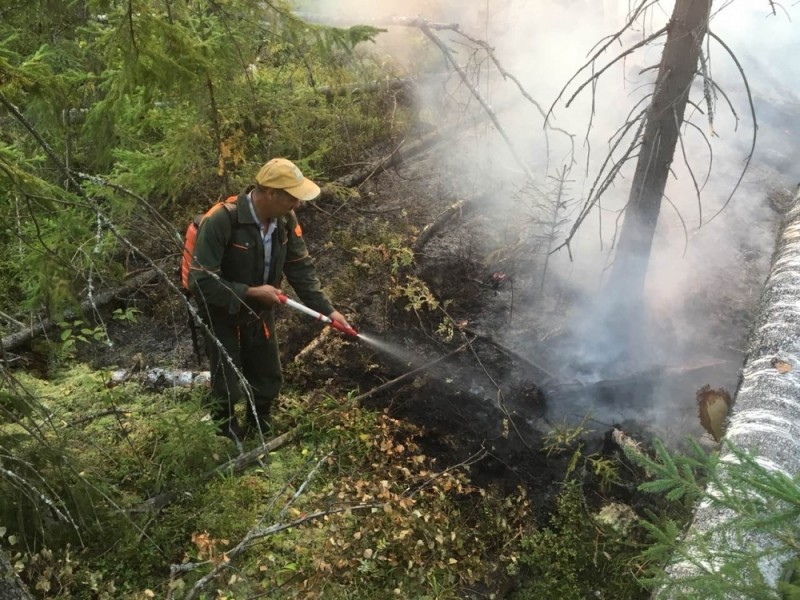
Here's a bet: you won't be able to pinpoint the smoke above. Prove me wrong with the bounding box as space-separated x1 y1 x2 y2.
299 0 798 435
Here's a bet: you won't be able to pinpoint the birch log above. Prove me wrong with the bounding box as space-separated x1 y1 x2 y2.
658 189 800 596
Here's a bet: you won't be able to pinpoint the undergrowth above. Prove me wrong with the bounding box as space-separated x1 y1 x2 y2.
1 365 534 599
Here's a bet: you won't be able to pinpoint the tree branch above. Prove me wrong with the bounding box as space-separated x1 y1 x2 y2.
547 0 662 121
564 27 668 110
704 30 757 225
179 449 377 600
449 28 576 168
414 20 539 186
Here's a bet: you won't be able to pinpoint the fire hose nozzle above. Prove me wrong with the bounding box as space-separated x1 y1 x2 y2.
329 319 359 338
277 293 358 337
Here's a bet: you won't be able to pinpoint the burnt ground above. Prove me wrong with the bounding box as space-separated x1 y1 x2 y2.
15 126 788 526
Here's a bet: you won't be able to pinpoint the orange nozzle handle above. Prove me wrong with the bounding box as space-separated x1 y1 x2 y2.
329 319 359 337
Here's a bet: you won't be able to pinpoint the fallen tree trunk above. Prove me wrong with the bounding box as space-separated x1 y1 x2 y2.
658 189 800 596
318 127 447 197
413 200 467 254
551 359 731 394
1 269 159 354
107 368 210 390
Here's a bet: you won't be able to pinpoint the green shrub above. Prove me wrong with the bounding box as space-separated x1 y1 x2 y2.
514 479 647 600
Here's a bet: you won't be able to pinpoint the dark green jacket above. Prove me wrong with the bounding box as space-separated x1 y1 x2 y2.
188 190 334 320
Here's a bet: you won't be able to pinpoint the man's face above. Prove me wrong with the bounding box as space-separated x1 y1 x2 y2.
267 188 301 216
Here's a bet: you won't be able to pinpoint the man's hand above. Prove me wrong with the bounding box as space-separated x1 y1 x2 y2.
245 284 283 306
328 310 352 329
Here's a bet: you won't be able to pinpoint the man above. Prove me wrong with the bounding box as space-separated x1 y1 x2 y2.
188 158 351 440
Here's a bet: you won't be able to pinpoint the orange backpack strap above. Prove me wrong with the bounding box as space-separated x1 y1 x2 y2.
180 199 239 291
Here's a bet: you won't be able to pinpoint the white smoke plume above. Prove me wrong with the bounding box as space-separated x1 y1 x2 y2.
298 0 799 435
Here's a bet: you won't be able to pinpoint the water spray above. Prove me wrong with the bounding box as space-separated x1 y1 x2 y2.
277 293 359 337
277 294 419 362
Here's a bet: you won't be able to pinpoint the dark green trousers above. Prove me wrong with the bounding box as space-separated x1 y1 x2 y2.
202 307 281 427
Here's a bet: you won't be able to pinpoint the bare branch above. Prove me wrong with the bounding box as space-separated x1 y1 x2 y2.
673 109 704 224
705 30 757 225
413 200 466 254
0 464 76 528
414 21 538 185
552 107 648 253
585 0 661 57
547 0 663 121
448 28 576 168
564 27 668 110
662 192 690 257
697 48 715 133
618 94 654 142
400 447 488 500
181 503 380 600
73 171 177 238
352 342 469 404
698 73 740 130
682 120 714 192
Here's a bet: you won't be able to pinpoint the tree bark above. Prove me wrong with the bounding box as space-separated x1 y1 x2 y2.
0 549 33 600
607 0 712 303
658 189 800 595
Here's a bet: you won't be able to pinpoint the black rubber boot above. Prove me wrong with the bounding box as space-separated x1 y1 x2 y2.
245 411 272 438
216 417 246 442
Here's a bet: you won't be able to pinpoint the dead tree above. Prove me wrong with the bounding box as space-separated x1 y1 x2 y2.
543 0 778 368
604 0 712 306
549 0 714 292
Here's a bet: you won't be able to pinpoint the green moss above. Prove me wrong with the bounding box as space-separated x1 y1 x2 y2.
513 480 648 600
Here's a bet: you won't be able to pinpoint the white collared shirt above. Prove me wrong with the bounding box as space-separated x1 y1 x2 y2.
247 192 277 283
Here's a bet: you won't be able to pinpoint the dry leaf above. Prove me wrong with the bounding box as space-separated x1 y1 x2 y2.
771 358 792 374
697 385 731 442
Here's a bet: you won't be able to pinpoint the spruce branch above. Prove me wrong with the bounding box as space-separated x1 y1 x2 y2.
0 91 263 451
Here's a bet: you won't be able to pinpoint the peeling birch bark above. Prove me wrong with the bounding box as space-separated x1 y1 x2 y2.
658 189 800 596
107 368 210 389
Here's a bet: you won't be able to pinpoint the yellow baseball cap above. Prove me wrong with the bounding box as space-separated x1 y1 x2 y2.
256 158 321 201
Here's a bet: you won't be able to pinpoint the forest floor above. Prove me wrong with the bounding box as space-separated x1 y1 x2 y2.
10 125 791 598
72 131 785 520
